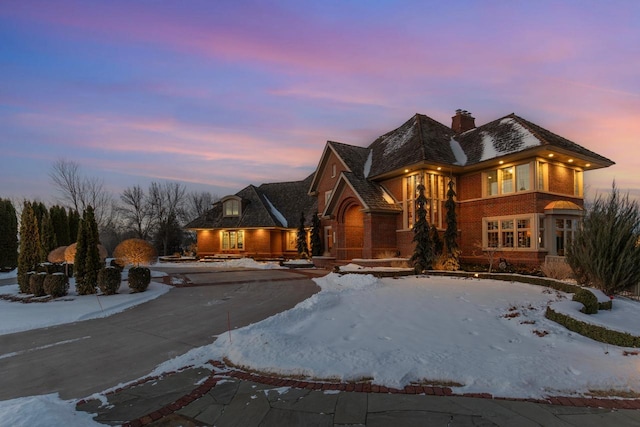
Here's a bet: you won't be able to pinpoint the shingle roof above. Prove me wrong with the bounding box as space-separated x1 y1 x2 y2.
364 112 613 176
328 141 370 177
184 175 317 230
341 172 401 212
367 114 458 178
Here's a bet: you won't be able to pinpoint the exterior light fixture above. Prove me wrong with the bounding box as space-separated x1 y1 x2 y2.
548 153 554 158
404 169 409 173
437 167 442 171
568 159 574 163
499 160 504 165
585 163 591 167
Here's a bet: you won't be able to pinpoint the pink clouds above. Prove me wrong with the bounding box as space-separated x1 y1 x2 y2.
1 1 638 203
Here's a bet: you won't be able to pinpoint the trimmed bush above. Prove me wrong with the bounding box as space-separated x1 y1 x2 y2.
572 288 599 314
113 238 157 267
29 272 47 297
128 266 151 293
546 306 640 348
98 267 122 295
44 273 68 298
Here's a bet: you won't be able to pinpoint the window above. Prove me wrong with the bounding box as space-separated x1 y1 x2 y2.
404 173 451 229
222 230 244 250
484 162 532 196
538 216 545 249
555 219 577 256
287 231 297 251
224 199 240 217
325 190 332 206
537 161 548 191
331 164 337 178
483 216 533 249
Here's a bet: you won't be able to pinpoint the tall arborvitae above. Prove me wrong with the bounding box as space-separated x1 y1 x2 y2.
310 212 323 257
40 211 57 262
410 184 433 273
68 208 80 244
74 214 89 294
296 212 309 258
50 205 70 247
83 206 102 292
31 201 47 230
17 202 42 293
443 178 459 267
0 199 19 271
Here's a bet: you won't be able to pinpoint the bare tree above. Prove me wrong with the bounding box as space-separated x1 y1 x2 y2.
49 159 113 230
184 191 218 223
148 182 187 256
119 185 154 240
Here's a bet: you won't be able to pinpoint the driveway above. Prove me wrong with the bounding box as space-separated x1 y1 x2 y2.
0 268 321 401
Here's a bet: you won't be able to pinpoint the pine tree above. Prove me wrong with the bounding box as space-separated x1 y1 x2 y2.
431 224 443 257
40 211 57 262
310 212 323 257
17 202 42 293
443 178 460 269
410 184 433 273
296 212 309 258
0 199 18 271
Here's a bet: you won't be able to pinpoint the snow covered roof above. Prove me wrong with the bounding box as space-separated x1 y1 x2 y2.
357 112 614 179
185 174 317 230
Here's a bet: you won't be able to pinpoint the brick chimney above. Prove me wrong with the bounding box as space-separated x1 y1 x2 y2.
451 109 476 133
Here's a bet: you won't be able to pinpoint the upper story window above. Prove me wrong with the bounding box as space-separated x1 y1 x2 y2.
484 162 532 197
223 199 240 217
404 173 451 229
331 163 337 178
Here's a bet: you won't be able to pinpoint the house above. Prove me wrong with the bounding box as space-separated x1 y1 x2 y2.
185 175 317 259
187 110 614 267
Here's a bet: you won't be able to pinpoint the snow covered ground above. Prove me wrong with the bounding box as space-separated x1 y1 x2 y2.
3 263 640 426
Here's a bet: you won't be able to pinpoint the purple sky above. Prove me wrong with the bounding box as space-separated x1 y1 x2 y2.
1 1 639 204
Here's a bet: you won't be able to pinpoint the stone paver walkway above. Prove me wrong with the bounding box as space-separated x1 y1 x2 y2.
76 360 640 427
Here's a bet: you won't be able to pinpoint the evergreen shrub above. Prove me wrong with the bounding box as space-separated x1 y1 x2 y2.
44 273 68 298
572 288 599 314
98 267 121 295
29 272 47 296
128 266 151 292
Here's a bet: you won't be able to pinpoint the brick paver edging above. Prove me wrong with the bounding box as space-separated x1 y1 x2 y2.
88 359 640 427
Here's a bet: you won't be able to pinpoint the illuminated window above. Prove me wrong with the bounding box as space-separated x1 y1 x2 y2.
224 199 240 217
221 230 244 250
404 173 452 229
484 162 532 196
483 216 533 249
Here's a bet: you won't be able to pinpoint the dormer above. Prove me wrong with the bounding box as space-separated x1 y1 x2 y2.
221 195 242 217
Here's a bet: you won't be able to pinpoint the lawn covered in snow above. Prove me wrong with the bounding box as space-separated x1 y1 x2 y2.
163 272 640 400
0 271 171 336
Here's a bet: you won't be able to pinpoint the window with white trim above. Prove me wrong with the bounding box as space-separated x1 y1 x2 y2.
483 216 533 249
404 173 451 229
221 230 244 250
484 162 533 197
224 199 240 217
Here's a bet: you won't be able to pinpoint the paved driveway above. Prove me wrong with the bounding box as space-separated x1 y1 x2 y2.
0 268 320 401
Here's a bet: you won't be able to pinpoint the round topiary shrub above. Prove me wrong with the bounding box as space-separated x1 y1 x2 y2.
29 272 47 297
98 267 122 295
573 288 599 314
44 273 69 298
128 266 151 293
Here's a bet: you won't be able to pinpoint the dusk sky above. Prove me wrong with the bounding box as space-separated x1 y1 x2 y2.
2 0 639 205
